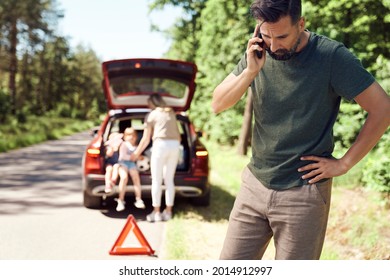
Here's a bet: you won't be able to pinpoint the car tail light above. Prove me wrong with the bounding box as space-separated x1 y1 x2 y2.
83 135 104 175
87 148 101 157
193 147 209 177
84 147 103 174
195 150 208 157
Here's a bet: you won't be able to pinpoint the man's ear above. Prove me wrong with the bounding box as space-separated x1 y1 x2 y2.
299 16 305 31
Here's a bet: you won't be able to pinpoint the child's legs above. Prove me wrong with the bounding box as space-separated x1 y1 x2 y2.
105 165 113 187
118 166 128 201
129 168 142 200
111 163 119 182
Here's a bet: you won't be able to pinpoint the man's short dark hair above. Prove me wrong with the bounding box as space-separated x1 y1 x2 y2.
250 0 302 24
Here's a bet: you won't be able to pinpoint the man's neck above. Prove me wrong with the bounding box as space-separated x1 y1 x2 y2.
296 30 310 53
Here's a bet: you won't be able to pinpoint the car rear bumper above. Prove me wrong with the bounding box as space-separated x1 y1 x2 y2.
83 174 209 198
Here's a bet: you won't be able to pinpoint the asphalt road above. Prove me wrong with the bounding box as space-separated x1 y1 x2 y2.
0 131 165 260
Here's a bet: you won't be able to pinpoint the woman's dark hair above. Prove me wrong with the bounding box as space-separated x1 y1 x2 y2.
250 0 302 24
148 93 167 108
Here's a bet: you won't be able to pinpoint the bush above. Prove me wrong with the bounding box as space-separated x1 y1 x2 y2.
54 102 73 118
362 131 390 197
334 101 389 198
206 109 243 145
0 115 96 153
334 102 366 150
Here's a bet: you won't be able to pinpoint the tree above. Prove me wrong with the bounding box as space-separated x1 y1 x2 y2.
303 0 390 73
65 45 104 119
149 0 207 62
18 36 71 115
0 0 61 115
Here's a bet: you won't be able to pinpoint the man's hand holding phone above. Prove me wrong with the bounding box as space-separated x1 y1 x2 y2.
255 29 264 59
246 23 265 73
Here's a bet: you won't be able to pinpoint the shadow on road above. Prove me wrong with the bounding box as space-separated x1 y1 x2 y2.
100 197 154 221
99 183 236 223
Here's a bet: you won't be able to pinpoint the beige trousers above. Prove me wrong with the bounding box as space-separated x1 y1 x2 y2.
220 167 332 260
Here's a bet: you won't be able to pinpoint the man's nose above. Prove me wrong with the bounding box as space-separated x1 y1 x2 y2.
269 38 280 52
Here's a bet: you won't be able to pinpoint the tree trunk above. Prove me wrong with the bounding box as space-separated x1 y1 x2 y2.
237 88 253 156
8 19 18 115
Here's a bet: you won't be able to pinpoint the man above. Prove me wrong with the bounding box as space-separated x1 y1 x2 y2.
212 0 390 260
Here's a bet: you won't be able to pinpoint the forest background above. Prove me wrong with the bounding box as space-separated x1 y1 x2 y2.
0 1 389 201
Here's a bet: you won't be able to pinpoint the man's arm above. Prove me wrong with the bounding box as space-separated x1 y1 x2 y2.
211 23 265 114
211 71 257 113
340 82 390 169
299 81 390 183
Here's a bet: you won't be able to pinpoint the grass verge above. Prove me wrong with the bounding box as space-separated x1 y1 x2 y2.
0 116 96 153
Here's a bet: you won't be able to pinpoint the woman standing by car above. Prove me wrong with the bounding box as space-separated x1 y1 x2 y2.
131 94 181 222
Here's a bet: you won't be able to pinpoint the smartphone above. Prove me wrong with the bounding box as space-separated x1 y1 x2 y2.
255 32 264 59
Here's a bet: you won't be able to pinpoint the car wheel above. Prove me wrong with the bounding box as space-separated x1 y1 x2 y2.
83 190 102 209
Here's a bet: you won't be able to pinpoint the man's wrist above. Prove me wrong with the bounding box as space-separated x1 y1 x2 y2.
242 68 258 81
339 157 352 174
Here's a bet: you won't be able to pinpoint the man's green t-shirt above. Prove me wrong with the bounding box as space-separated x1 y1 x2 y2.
232 32 375 190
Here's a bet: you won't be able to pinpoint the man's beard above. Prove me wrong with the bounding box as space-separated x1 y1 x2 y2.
266 35 301 61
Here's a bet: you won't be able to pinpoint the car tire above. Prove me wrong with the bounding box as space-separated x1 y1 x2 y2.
83 190 102 209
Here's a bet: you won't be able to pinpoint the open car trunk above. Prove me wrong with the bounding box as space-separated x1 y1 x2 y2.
102 112 191 174
102 59 197 112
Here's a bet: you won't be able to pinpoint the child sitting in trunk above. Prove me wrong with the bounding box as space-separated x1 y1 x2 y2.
116 127 145 211
104 132 123 193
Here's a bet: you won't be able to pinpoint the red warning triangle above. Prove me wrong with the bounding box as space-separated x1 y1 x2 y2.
109 215 155 255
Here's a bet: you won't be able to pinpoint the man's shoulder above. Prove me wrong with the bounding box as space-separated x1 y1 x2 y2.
306 31 347 60
309 31 344 49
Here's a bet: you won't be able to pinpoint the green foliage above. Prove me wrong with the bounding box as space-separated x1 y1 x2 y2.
333 101 389 196
0 1 105 122
372 55 390 93
303 0 390 72
334 102 389 196
362 132 390 196
202 100 247 145
0 115 96 153
149 0 253 143
65 45 105 119
333 102 366 150
50 102 77 118
0 0 61 115
192 0 252 143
